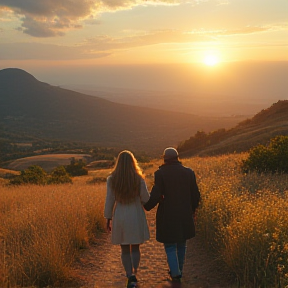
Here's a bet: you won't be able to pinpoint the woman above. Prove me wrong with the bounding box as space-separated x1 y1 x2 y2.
104 150 150 288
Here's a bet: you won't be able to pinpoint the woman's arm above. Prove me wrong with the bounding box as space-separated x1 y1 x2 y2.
140 178 150 204
106 218 112 232
104 176 116 220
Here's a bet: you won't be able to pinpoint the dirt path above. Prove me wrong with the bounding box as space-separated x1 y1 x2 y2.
72 209 236 288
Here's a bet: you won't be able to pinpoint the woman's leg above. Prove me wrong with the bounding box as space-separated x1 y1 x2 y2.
120 245 133 277
131 244 140 274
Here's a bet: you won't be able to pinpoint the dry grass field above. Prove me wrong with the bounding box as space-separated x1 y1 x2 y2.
1 154 288 287
0 182 106 287
183 154 288 288
0 168 20 177
0 168 20 186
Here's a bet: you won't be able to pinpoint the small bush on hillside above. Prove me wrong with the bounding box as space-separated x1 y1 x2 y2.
9 165 73 185
177 129 227 154
87 176 107 185
242 135 288 173
87 160 114 169
48 166 72 184
65 157 88 176
10 165 47 185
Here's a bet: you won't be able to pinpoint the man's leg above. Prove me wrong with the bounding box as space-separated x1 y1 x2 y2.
164 243 181 278
177 241 187 275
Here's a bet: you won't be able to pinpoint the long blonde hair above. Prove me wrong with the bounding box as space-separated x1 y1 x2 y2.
111 150 143 204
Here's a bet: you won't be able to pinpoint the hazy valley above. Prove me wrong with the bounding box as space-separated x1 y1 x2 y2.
62 61 288 118
0 68 246 158
62 84 257 117
1 67 288 172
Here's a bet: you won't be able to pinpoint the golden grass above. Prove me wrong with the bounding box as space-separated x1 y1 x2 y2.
182 154 288 287
0 183 106 287
1 154 288 287
0 168 20 177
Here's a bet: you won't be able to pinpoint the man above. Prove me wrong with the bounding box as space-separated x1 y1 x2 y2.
144 147 200 283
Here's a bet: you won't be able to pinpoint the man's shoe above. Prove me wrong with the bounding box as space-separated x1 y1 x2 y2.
171 275 182 283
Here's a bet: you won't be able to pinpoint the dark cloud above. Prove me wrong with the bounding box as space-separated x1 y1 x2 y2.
0 0 180 37
0 0 95 17
0 0 97 37
18 16 65 37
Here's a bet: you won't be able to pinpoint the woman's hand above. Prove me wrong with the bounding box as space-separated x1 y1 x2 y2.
106 219 112 233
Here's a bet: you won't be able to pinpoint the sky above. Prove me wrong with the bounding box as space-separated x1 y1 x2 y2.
0 0 287 99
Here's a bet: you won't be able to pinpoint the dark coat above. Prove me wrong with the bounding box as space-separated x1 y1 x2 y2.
144 161 200 243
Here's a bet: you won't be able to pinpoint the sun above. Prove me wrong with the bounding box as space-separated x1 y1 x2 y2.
203 54 219 66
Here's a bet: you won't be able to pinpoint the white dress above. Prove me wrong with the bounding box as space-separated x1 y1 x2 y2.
104 176 150 245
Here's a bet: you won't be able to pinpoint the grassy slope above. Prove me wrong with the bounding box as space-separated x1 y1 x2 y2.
6 154 91 172
179 100 288 157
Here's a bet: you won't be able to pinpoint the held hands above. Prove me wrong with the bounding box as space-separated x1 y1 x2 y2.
192 211 197 225
106 219 112 233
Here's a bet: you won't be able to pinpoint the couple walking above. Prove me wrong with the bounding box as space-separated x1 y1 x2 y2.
104 148 200 288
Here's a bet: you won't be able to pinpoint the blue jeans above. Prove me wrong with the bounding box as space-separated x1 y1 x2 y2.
164 242 187 277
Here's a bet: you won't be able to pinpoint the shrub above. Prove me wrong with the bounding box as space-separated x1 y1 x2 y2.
9 165 73 185
86 160 114 169
242 135 288 173
65 158 88 176
87 176 107 185
48 166 72 184
10 165 47 185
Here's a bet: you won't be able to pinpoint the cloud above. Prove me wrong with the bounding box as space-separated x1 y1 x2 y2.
16 16 65 37
82 25 283 54
0 42 111 60
219 26 270 36
1 24 281 61
0 29 205 60
0 0 98 37
187 25 273 37
0 0 184 37
84 29 206 52
0 0 96 18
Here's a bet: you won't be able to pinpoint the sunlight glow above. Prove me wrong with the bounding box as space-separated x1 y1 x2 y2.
203 54 219 66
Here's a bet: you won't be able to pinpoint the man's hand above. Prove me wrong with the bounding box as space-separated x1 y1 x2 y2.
192 211 197 225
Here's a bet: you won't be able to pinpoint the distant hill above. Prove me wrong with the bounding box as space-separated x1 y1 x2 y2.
0 68 245 155
6 154 91 172
178 100 288 157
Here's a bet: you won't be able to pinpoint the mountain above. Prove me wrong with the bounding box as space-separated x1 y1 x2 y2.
0 68 244 155
178 100 288 157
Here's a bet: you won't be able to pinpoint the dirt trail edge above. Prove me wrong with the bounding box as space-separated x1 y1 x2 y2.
72 209 236 288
